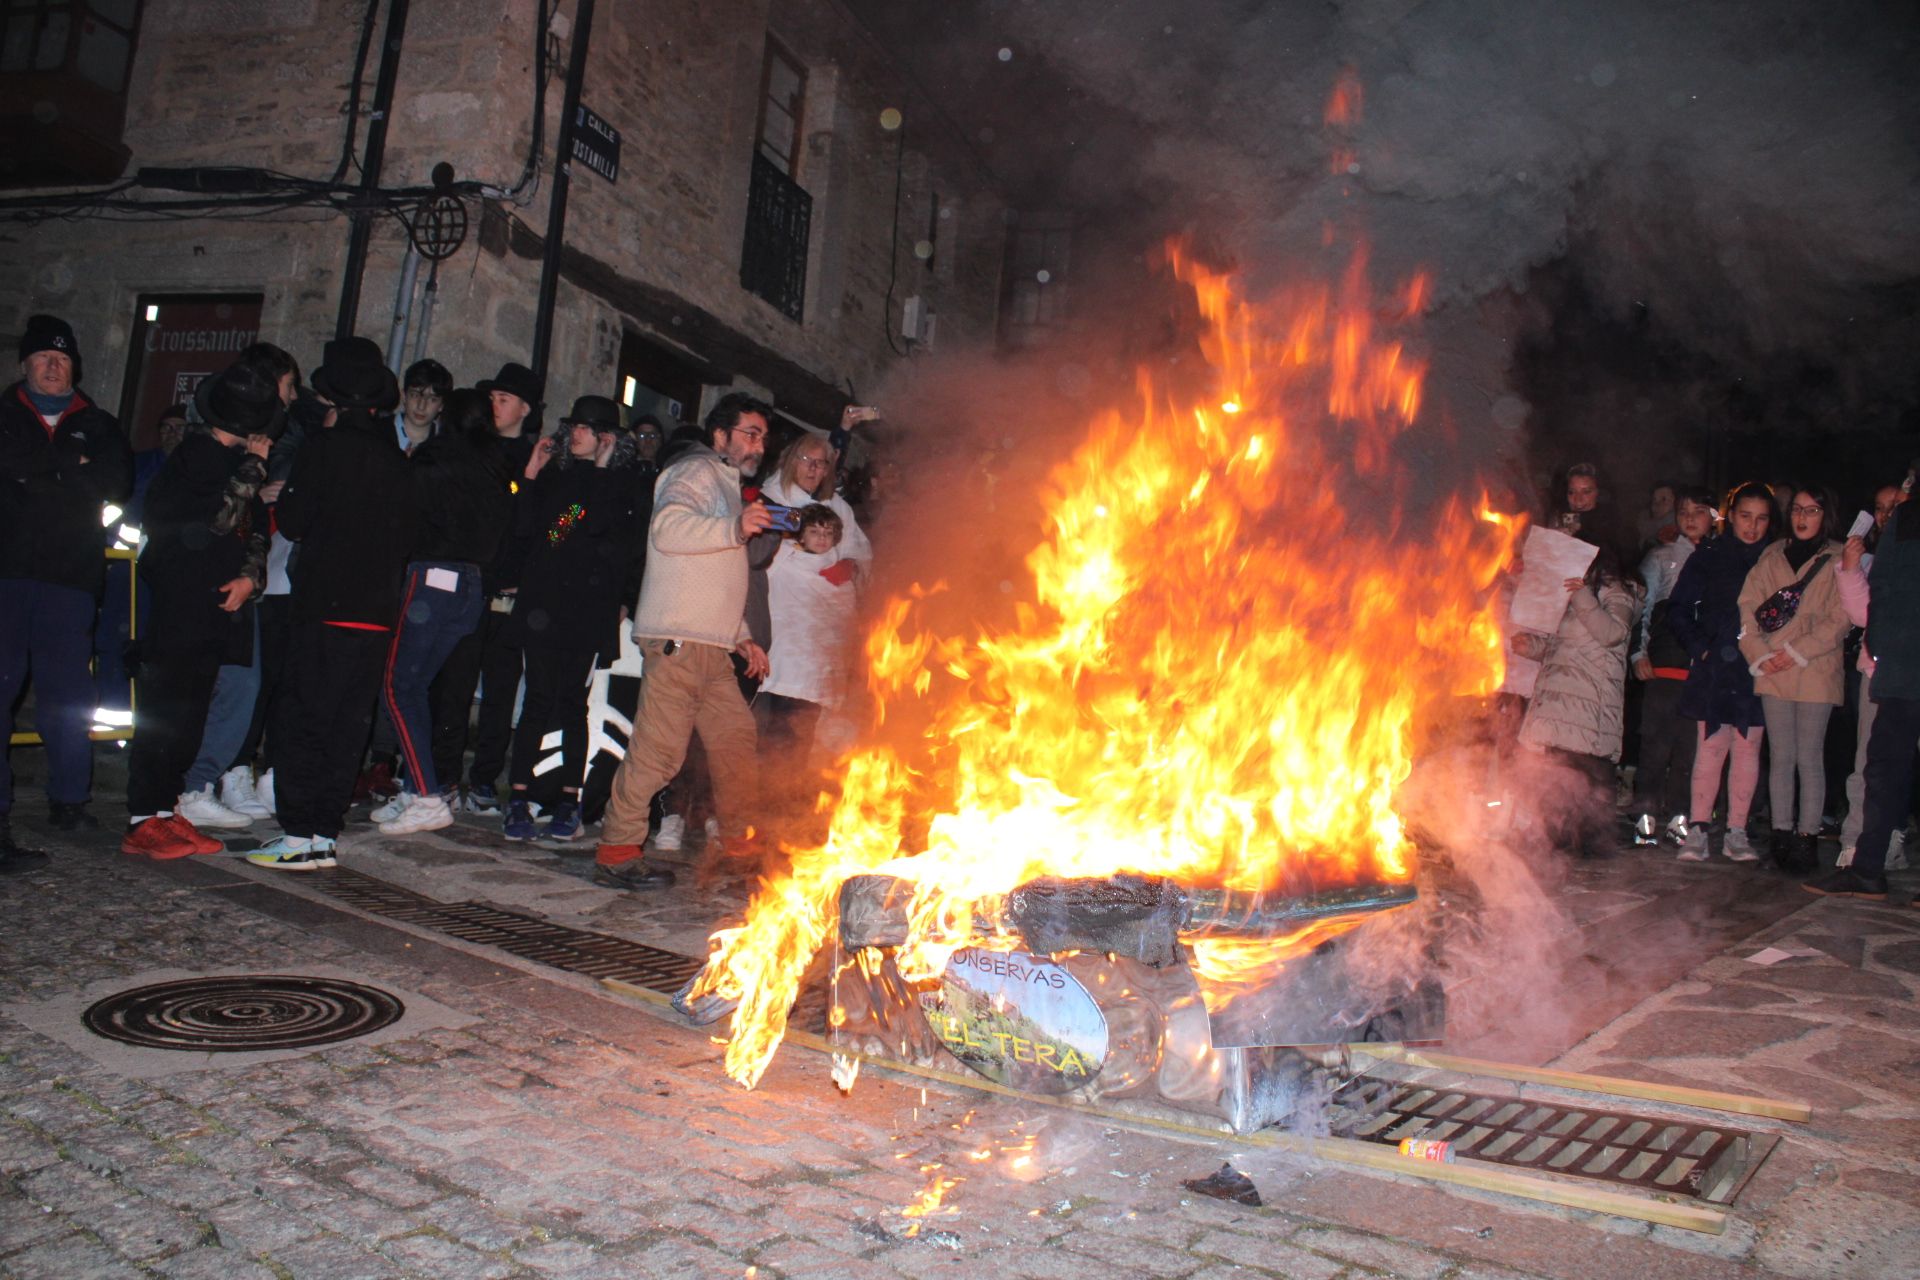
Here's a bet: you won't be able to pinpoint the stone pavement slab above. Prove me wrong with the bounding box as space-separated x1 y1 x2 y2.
5 795 1912 1279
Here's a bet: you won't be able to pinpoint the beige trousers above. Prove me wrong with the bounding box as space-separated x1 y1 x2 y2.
601 639 758 847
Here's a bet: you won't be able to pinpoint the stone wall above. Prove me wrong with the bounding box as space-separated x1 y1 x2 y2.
0 0 1006 430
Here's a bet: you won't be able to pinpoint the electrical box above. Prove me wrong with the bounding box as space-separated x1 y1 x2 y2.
901 295 935 348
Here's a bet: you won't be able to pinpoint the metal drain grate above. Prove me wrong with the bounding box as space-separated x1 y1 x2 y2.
311 869 705 993
1330 1077 1761 1203
84 975 404 1052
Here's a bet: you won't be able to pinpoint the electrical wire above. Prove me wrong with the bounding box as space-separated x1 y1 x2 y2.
332 0 382 185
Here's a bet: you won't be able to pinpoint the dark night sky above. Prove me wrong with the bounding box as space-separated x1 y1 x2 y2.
846 0 1920 496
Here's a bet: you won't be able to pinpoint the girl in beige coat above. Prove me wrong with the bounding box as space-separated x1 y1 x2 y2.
1516 548 1640 856
1737 485 1850 870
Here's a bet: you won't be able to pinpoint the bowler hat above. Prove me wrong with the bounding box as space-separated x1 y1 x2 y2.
310 336 400 411
194 362 282 437
478 362 543 411
562 394 622 434
18 314 78 364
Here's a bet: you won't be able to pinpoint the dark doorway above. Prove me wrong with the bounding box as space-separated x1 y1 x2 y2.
616 329 708 428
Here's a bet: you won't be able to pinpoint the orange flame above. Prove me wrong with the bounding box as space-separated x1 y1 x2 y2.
689 239 1521 1088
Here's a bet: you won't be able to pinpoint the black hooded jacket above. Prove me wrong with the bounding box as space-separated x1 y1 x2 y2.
277 408 415 627
0 382 133 594
139 430 267 663
408 431 513 568
502 440 638 657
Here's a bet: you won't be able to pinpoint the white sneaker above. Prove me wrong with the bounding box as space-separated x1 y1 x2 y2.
370 791 412 823
177 785 253 830
254 768 275 815
653 813 685 852
1722 828 1761 863
1676 827 1710 862
219 767 273 819
378 793 454 835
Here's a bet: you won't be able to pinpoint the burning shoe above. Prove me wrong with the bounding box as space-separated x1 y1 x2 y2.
1675 826 1711 862
1663 814 1690 846
246 835 337 871
1802 867 1888 900
502 799 540 842
1632 814 1659 847
1721 828 1761 863
177 785 253 830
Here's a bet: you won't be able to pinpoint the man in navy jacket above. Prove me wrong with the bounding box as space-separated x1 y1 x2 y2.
0 315 132 870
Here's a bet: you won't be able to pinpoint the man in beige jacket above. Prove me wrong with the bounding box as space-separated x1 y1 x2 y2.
594 394 774 890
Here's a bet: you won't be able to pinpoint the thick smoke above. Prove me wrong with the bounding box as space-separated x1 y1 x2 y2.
849 0 1920 484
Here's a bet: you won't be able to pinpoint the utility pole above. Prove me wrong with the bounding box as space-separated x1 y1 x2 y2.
530 0 596 387
335 0 412 341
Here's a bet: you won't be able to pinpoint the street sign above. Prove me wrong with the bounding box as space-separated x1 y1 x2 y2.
572 104 620 183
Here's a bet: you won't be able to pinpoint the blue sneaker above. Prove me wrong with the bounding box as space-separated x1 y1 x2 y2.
246 835 337 871
502 800 539 842
544 801 582 842
463 783 502 816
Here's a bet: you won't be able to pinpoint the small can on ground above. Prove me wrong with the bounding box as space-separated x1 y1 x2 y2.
1398 1137 1455 1162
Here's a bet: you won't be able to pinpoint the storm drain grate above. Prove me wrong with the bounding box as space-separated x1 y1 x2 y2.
1330 1077 1760 1203
84 975 404 1052
311 869 705 993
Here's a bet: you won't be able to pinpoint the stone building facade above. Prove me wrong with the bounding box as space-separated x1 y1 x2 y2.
0 0 1008 446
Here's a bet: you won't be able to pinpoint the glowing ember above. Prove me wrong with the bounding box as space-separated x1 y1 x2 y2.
688 227 1520 1088
900 1162 961 1233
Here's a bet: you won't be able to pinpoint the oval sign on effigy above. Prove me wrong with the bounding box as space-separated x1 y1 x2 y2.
920 947 1109 1094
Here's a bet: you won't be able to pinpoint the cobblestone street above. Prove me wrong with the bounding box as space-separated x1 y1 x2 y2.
5 779 1920 1280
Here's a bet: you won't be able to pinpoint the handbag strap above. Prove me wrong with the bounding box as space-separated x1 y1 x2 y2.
1783 553 1831 594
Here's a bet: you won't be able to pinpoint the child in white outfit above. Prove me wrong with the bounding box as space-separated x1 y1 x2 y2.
759 505 859 786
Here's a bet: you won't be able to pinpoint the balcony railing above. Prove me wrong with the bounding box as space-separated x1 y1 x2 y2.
739 150 811 322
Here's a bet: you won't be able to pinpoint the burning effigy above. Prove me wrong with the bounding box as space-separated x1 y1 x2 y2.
676 242 1522 1133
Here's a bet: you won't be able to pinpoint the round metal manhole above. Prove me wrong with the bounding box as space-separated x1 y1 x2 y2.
82 975 405 1052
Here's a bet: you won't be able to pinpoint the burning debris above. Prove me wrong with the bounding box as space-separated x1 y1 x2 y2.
1181 1162 1263 1207
679 214 1520 1119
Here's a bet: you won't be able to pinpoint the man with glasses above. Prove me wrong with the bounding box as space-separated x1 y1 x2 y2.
593 393 773 890
396 359 451 455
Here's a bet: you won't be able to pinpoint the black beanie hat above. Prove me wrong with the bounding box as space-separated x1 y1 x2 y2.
18 314 78 364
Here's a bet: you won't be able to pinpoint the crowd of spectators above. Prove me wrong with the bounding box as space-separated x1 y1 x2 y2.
1511 454 1915 900
0 314 870 887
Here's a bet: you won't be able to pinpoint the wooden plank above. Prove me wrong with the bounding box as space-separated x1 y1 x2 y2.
599 978 1728 1235
1362 1046 1811 1123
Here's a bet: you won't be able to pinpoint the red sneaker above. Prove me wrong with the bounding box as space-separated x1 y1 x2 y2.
163 814 226 855
122 817 203 860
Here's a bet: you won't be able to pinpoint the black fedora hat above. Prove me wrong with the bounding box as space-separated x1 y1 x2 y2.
562 394 622 434
478 362 543 411
310 336 400 411
194 362 282 436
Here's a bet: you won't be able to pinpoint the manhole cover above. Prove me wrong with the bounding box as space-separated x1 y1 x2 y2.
82 975 404 1052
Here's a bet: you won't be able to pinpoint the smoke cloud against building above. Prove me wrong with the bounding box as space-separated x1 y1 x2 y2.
849 0 1920 492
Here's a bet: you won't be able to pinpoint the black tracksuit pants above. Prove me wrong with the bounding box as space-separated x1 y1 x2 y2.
509 640 598 795
274 621 388 839
432 604 521 791
128 652 223 818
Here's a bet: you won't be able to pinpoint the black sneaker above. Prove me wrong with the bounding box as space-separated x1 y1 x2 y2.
47 803 98 831
593 859 676 891
1803 867 1888 900
0 815 50 875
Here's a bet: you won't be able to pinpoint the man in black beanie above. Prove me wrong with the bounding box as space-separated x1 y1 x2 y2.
249 337 414 871
0 314 133 870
